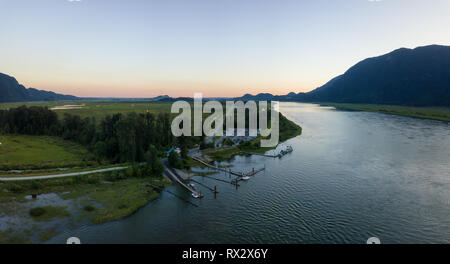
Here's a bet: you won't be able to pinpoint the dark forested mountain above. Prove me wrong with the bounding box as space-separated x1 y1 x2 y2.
0 73 78 102
298 45 450 106
239 45 450 106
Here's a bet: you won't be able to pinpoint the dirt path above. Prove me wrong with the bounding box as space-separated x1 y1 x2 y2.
0 166 129 181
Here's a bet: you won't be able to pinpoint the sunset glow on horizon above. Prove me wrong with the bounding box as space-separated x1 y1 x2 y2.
2 0 450 98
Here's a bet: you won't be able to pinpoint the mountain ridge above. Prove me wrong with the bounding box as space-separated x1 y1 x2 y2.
237 45 450 106
0 73 78 102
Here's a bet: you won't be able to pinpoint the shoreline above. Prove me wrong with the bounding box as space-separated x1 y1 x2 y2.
320 103 450 122
0 171 170 244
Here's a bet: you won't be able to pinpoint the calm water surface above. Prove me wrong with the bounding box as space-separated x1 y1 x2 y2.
48 103 450 244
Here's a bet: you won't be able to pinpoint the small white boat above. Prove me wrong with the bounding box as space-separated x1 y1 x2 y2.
242 176 250 181
191 193 201 199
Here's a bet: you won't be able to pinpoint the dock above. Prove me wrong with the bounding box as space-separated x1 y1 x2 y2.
192 157 247 177
163 160 203 198
192 157 265 185
193 174 239 186
146 183 198 207
246 167 265 176
190 179 218 194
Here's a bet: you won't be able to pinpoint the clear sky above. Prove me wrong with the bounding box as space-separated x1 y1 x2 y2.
1 0 449 98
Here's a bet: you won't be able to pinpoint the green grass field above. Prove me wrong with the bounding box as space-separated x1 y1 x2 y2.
322 103 450 122
0 101 173 121
0 135 94 171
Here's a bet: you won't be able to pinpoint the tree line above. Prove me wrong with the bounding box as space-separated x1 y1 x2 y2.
0 104 301 172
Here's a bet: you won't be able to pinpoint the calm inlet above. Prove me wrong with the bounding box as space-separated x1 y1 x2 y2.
48 103 450 244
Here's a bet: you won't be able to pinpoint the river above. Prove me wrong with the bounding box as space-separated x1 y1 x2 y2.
47 103 450 244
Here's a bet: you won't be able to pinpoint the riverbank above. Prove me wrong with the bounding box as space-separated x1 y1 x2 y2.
322 103 450 122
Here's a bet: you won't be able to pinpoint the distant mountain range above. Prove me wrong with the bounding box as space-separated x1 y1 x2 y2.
0 73 175 103
238 45 450 106
2 45 449 106
0 73 78 103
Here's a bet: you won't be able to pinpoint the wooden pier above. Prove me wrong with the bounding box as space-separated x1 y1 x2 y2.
246 167 265 176
193 157 265 176
146 183 198 207
163 160 203 198
192 157 247 177
194 174 239 186
190 179 218 194
192 157 265 185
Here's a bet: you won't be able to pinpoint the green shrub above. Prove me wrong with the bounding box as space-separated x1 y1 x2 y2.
64 178 74 185
118 171 127 180
125 167 134 178
105 171 117 181
87 176 100 184
7 183 24 193
151 159 165 178
118 204 128 209
133 166 143 178
105 171 126 182
83 205 96 212
168 151 183 169
29 206 70 221
30 180 43 190
73 176 84 183
29 207 46 217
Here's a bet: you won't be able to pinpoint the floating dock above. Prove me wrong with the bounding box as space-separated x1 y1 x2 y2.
146 183 198 207
192 157 265 185
190 179 218 194
192 157 245 177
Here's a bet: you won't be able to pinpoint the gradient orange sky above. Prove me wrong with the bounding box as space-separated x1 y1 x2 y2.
2 0 450 98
